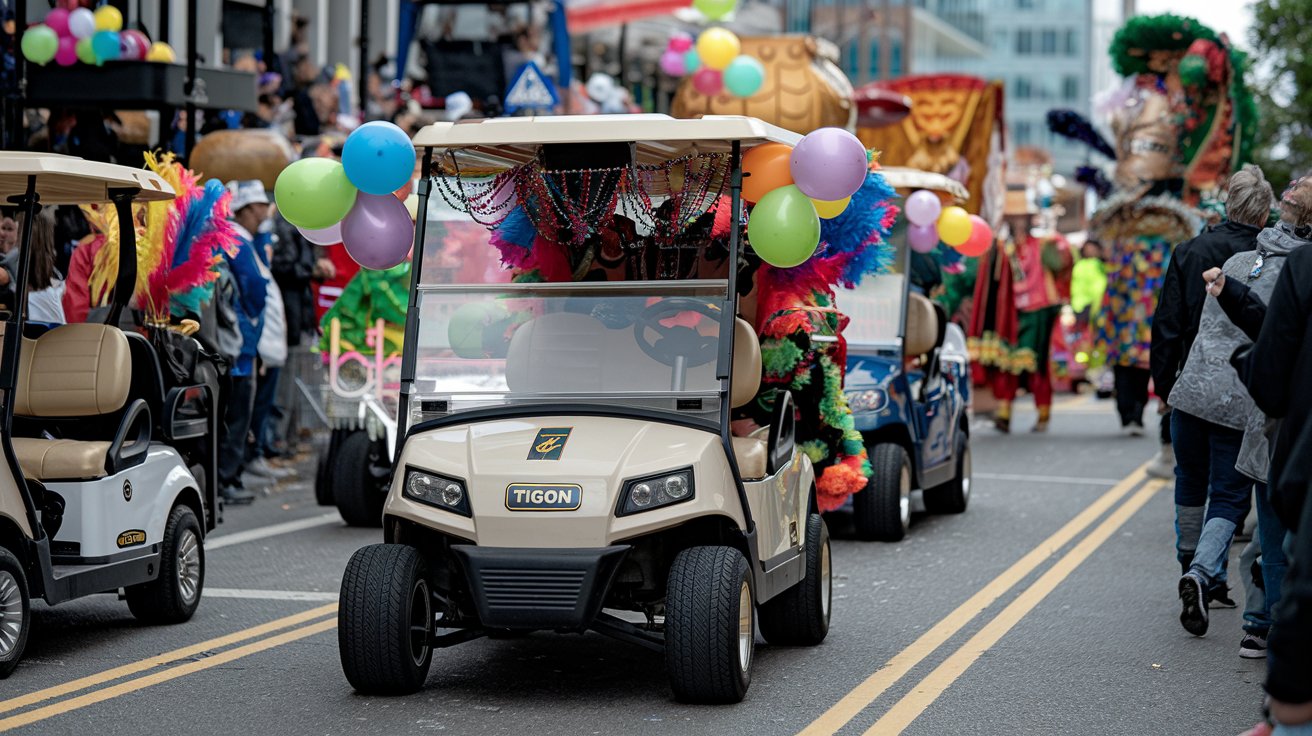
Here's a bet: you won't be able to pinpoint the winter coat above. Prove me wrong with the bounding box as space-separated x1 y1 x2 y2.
1150 220 1261 400
271 214 319 346
1265 420 1312 707
255 248 288 368
220 225 269 377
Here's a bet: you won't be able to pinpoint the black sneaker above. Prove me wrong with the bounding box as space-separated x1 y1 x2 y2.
1178 573 1209 636
1208 584 1237 609
1239 633 1267 659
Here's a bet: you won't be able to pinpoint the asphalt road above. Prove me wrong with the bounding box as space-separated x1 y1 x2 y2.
1 394 1269 735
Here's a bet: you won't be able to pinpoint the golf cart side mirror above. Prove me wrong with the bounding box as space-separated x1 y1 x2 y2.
767 390 796 476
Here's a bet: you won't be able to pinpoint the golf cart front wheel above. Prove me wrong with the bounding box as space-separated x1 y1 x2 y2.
339 544 433 695
853 443 911 542
0 547 30 679
664 546 754 704
126 505 204 624
758 513 831 646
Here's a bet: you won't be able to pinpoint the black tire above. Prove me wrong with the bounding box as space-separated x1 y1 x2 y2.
338 544 433 695
759 513 831 646
126 505 204 624
314 431 337 506
852 443 911 542
664 546 754 704
334 431 388 527
0 547 30 679
925 436 971 514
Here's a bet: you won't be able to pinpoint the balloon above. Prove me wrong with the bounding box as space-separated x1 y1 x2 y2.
21 26 58 66
68 8 95 39
449 301 510 359
146 41 175 63
341 121 417 196
693 0 737 20
93 5 123 32
274 158 358 230
341 193 415 270
742 142 794 204
75 37 96 64
659 49 686 77
904 189 943 227
908 223 940 253
937 206 972 247
723 55 765 97
91 30 120 64
696 28 740 71
790 127 868 202
812 197 850 220
668 32 693 53
682 48 700 75
46 8 71 37
692 68 722 97
956 215 993 257
404 194 420 222
298 222 342 246
120 30 150 60
54 35 77 66
747 185 821 268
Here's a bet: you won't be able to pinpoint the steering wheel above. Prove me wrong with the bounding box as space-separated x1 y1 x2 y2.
634 297 722 368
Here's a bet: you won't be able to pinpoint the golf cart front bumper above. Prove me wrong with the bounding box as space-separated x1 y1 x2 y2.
450 545 630 630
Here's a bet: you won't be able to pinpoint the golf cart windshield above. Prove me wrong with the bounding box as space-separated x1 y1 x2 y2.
834 222 908 347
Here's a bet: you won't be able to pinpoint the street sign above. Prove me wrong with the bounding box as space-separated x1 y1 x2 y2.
504 61 559 114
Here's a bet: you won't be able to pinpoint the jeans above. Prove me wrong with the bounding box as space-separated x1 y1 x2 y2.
1160 407 1172 445
248 366 282 459
1243 483 1290 636
1274 722 1312 736
1114 365 1150 427
219 374 255 487
1173 410 1253 585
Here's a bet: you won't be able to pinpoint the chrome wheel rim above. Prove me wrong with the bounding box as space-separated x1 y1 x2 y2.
961 447 972 502
899 464 912 529
820 539 832 621
0 572 22 657
408 578 432 667
176 530 201 606
737 580 752 674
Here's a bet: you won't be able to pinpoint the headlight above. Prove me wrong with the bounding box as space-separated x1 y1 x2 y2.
845 388 888 413
618 468 695 516
403 468 471 516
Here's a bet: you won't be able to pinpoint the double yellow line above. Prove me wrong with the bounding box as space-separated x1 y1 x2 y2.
801 463 1165 736
0 603 339 732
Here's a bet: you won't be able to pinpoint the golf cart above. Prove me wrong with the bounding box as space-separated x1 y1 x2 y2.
337 115 831 704
832 168 973 541
0 153 219 677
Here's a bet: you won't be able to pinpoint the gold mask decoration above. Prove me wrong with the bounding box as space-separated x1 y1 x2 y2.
1111 81 1182 191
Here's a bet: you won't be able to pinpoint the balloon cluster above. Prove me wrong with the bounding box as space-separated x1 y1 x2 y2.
21 5 174 67
904 190 992 257
275 121 417 270
742 128 869 268
659 28 765 99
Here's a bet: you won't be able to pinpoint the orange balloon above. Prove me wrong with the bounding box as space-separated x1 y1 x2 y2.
742 142 794 204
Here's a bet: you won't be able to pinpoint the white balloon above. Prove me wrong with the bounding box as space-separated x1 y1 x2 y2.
68 8 96 39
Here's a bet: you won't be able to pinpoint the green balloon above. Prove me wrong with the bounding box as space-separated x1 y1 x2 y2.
448 301 509 359
692 0 737 20
747 184 820 268
274 158 358 230
21 25 58 66
76 37 97 65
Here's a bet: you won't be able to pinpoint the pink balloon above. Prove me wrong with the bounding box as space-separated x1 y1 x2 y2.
908 223 939 253
668 32 693 53
46 8 71 36
120 30 150 60
904 189 942 227
659 49 686 77
297 222 342 246
693 67 722 97
790 127 868 202
55 36 78 67
341 194 415 270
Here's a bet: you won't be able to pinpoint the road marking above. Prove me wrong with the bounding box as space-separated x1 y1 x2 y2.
797 461 1151 736
207 511 343 550
0 604 337 715
864 479 1166 734
974 472 1123 486
206 588 339 602
0 618 338 732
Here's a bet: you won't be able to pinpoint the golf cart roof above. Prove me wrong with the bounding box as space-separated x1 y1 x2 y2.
414 114 803 173
0 152 175 205
877 166 968 201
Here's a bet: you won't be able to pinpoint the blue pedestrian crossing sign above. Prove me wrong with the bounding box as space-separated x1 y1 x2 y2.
504 61 559 114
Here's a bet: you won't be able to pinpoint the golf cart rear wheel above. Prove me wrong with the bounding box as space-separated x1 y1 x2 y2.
0 547 30 679
759 513 831 646
339 544 433 695
334 430 387 528
853 443 911 542
126 505 204 624
664 546 754 704
925 436 971 514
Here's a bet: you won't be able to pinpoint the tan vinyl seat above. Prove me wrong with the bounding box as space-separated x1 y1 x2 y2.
904 292 940 358
11 324 132 480
729 319 768 480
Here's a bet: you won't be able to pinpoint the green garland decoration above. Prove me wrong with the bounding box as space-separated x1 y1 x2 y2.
1109 14 1217 77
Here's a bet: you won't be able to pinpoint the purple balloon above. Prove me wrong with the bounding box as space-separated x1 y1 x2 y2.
904 189 943 227
297 222 342 246
341 194 415 270
659 49 686 77
790 128 868 202
908 223 940 254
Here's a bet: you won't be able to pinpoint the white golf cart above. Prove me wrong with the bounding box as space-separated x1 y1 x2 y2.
0 153 218 677
337 115 832 704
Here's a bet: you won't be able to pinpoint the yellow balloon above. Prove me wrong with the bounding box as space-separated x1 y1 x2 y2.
937 206 972 247
146 42 175 63
812 197 850 219
696 28 741 71
404 194 420 222
94 5 123 32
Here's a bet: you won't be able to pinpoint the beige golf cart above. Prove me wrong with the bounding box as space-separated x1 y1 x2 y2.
0 153 220 677
337 115 832 704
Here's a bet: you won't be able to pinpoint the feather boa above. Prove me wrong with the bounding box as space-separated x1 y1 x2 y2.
1046 109 1117 160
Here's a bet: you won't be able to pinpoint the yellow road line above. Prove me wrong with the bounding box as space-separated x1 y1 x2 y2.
0 618 337 733
797 462 1150 736
864 479 1165 734
0 603 337 715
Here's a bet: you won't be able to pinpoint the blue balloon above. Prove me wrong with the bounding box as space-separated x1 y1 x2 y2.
91 30 120 64
341 121 417 196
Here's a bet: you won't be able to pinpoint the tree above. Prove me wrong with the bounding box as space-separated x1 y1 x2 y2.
1250 0 1312 185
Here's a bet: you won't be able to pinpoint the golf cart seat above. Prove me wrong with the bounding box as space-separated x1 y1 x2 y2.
10 323 146 481
904 292 940 358
728 318 766 479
